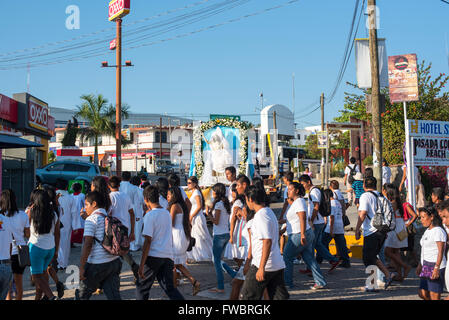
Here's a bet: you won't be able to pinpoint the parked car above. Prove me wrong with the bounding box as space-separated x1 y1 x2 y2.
36 160 101 187
155 159 174 176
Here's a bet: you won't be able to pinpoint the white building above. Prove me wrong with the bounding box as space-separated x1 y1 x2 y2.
260 104 295 137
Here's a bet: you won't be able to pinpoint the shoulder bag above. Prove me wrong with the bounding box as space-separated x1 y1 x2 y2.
12 234 31 268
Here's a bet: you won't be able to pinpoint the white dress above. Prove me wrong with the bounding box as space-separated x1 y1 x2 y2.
224 200 245 260
384 209 408 249
172 213 189 265
186 190 213 262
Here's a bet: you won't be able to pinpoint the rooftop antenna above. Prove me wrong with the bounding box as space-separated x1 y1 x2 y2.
255 92 264 112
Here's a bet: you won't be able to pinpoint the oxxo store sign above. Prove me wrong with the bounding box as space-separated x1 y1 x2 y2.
13 93 52 139
408 119 449 166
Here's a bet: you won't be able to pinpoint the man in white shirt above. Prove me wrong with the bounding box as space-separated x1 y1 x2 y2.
76 191 122 300
240 186 289 300
108 176 139 281
343 157 360 206
56 179 77 270
299 175 341 271
0 213 12 300
120 172 144 252
382 159 392 185
355 176 393 291
136 185 184 300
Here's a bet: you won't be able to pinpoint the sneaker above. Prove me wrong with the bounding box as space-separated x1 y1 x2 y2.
384 273 396 290
293 259 301 265
310 284 326 290
328 260 342 273
56 281 65 299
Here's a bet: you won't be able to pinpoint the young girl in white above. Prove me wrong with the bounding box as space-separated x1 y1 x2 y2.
224 185 245 266
186 177 213 263
168 187 201 296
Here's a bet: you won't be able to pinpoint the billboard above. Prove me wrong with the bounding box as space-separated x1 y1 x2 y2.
388 54 419 103
108 0 130 21
317 131 328 149
413 137 449 166
355 39 388 89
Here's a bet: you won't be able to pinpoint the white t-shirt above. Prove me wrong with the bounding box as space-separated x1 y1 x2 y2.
109 191 132 231
7 211 30 256
29 215 58 250
83 209 119 264
212 201 230 236
0 214 12 260
142 207 173 259
420 227 447 269
72 193 85 230
345 164 360 177
382 166 392 185
358 191 380 237
325 200 344 235
159 195 169 210
333 189 345 202
189 189 203 216
285 198 309 235
307 187 325 225
250 207 285 272
120 181 141 219
56 190 76 231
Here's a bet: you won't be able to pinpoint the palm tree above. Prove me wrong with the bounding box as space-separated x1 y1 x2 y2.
75 94 130 165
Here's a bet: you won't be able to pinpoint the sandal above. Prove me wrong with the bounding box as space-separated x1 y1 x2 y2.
192 280 201 296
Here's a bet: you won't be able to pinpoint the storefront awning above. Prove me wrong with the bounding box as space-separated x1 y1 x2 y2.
0 134 43 149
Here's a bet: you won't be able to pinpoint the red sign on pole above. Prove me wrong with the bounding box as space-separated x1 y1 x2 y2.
108 0 130 21
388 54 419 103
0 94 18 124
109 39 117 50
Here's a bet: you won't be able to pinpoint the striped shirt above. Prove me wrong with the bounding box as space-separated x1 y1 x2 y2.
84 208 119 264
352 180 365 199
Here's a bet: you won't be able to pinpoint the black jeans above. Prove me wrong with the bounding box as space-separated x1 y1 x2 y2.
135 256 184 300
78 258 122 300
362 231 387 267
241 265 289 300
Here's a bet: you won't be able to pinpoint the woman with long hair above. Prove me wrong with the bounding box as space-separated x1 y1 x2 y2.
205 183 231 293
167 187 201 295
417 206 446 300
91 176 111 213
383 184 411 282
28 189 60 300
2 190 30 300
156 177 169 210
186 176 212 263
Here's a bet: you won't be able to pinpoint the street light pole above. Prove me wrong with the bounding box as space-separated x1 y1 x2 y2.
115 18 122 177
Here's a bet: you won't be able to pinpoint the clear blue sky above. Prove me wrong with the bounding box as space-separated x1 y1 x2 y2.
0 0 448 128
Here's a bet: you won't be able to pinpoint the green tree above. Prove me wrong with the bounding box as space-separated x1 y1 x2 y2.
335 61 449 165
302 134 321 159
75 94 131 165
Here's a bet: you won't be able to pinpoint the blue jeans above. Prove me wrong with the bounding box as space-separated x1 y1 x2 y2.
322 232 350 264
283 229 327 287
313 223 338 263
0 263 12 300
213 233 230 290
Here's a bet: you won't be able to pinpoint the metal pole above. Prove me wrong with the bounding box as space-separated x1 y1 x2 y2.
325 122 329 187
135 132 138 176
273 111 278 177
160 117 163 160
321 93 325 186
403 102 416 209
368 0 383 191
115 18 122 177
169 117 172 160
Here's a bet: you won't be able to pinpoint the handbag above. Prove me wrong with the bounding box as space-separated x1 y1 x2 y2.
12 235 31 268
419 260 436 279
396 228 408 241
342 215 350 227
187 237 196 252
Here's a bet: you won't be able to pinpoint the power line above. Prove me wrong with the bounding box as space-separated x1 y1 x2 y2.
0 0 301 70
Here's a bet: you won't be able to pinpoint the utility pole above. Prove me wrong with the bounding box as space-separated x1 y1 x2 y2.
159 117 163 160
368 0 383 191
321 93 325 186
115 18 123 177
273 111 278 177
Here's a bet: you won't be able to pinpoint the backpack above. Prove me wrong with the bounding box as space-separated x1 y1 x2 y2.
310 187 331 217
94 211 130 256
367 191 396 234
347 165 357 184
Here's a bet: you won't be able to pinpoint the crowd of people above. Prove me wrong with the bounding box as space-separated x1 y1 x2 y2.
1 162 449 300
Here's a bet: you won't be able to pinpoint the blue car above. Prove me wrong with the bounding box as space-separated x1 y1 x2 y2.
36 160 101 186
